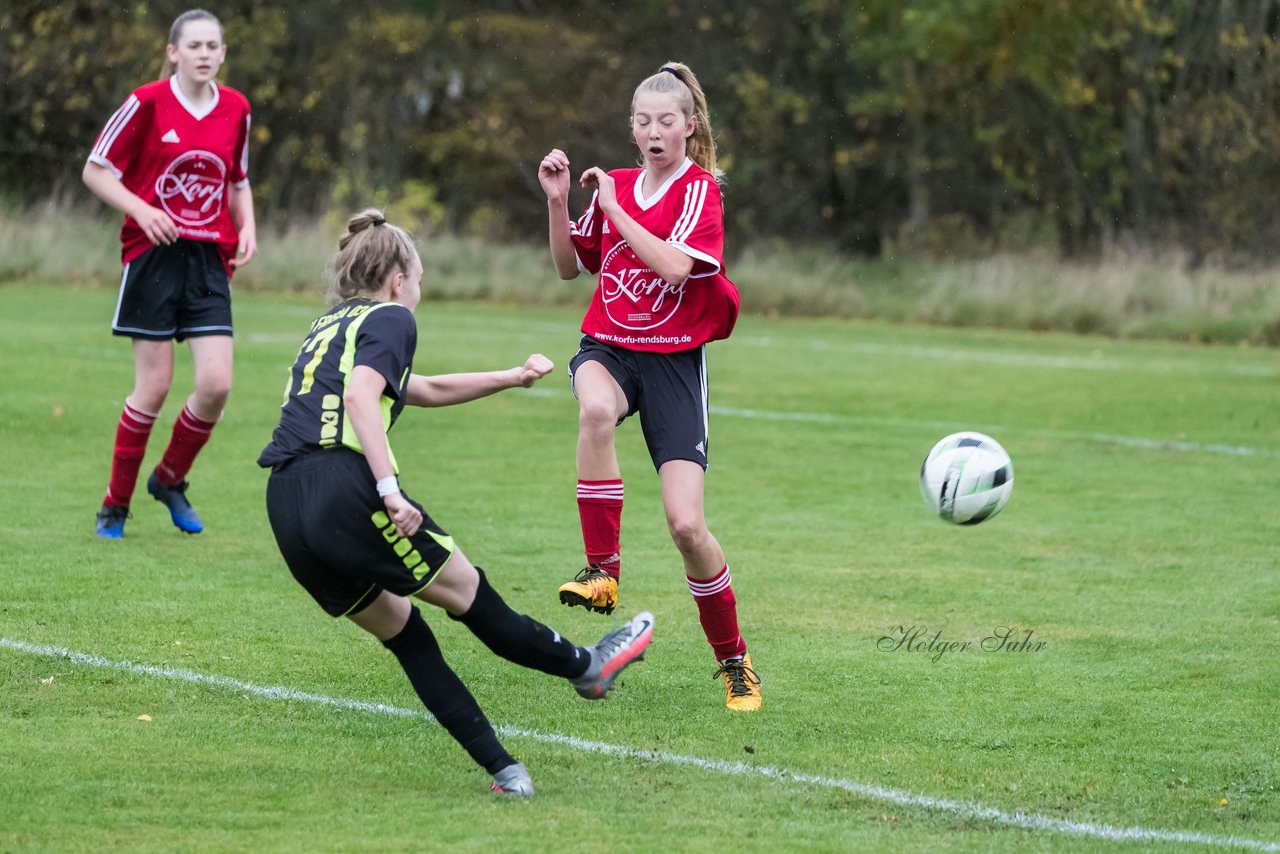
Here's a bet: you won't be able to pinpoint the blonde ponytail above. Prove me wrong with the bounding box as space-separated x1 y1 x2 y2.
327 209 420 304
632 61 721 182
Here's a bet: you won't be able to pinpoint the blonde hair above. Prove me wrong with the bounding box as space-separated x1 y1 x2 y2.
159 9 223 80
632 61 720 180
327 209 420 304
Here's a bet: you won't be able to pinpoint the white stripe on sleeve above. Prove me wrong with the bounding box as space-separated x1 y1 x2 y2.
239 114 251 177
91 95 140 163
670 180 707 244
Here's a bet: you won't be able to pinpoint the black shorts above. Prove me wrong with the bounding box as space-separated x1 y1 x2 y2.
265 448 456 617
569 335 709 471
112 240 232 341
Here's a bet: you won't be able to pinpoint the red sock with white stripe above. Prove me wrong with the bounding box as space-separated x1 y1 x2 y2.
155 403 218 486
104 399 158 507
688 565 747 661
577 478 623 578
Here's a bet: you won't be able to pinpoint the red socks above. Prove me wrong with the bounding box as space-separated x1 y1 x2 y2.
155 403 218 486
579 478 746 661
577 478 623 578
688 565 747 661
104 399 158 507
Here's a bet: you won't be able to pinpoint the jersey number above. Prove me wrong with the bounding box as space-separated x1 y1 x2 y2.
294 323 341 397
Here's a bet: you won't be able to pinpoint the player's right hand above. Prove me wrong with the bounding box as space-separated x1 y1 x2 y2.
135 205 179 245
538 149 571 201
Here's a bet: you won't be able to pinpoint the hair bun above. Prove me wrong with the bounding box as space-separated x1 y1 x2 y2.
349 208 389 234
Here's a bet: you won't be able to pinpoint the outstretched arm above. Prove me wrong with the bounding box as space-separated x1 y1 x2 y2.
405 354 554 408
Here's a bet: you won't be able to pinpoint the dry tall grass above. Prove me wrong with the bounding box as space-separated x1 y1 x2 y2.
4 204 1277 344
734 246 1280 344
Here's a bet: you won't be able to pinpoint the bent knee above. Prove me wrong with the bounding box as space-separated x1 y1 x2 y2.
195 381 232 411
578 398 620 432
666 515 708 553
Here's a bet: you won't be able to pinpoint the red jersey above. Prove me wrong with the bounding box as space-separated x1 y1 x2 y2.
88 77 251 275
569 158 740 353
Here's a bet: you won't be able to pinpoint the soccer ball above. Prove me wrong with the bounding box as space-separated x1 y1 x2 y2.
920 432 1014 525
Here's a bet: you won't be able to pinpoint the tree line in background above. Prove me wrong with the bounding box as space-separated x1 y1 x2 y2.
4 0 1280 261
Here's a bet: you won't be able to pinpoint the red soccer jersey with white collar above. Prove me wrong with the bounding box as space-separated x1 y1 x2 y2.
88 76 251 275
569 158 740 353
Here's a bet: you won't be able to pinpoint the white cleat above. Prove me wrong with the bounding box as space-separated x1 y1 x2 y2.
490 762 534 797
572 612 654 699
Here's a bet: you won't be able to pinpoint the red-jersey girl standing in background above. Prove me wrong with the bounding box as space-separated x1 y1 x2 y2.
84 8 256 538
538 62 760 711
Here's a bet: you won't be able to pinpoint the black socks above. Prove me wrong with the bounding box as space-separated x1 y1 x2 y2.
451 567 588 680
382 606 513 774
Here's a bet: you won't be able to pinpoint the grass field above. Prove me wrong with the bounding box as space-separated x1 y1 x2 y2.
2 283 1278 852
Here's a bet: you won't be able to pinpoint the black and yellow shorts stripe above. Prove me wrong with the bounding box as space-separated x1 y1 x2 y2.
265 448 456 617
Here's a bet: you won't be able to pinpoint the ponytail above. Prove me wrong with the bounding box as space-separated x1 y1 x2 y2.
327 209 420 304
632 61 722 183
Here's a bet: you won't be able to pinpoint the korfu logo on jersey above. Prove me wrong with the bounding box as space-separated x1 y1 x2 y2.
600 241 685 330
154 150 226 226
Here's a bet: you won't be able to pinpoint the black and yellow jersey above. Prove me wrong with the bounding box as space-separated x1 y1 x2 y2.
258 299 416 471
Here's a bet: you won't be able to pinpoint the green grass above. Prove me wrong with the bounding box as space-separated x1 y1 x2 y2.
2 284 1278 852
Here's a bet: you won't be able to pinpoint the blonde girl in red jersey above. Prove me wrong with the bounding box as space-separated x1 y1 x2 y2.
538 62 760 711
84 9 256 538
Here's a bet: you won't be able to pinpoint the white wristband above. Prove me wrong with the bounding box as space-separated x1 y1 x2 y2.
375 476 400 497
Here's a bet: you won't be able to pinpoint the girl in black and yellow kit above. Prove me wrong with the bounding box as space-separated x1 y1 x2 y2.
259 209 654 797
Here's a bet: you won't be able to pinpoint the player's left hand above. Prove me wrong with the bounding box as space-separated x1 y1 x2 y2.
516 353 554 387
384 492 422 538
230 227 257 268
579 167 616 212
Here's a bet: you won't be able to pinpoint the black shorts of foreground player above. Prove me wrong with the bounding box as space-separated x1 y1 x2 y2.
258 209 653 797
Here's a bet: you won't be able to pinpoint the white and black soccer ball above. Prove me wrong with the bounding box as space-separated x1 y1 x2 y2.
920 432 1014 525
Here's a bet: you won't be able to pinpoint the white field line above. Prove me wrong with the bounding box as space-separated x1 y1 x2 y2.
388 311 1277 379
731 335 1278 378
521 388 1280 459
708 405 1280 459
4 638 1276 852
252 319 1278 378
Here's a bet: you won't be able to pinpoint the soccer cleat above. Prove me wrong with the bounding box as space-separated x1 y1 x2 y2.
489 762 534 798
714 652 762 712
558 566 619 614
572 611 654 699
94 504 129 539
147 470 204 534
